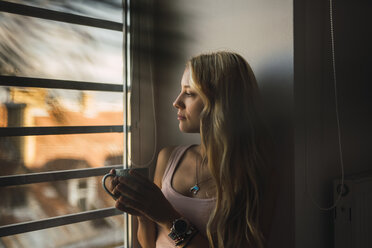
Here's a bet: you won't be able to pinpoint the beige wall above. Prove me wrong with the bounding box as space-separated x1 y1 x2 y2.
132 0 371 247
153 1 294 247
132 0 294 247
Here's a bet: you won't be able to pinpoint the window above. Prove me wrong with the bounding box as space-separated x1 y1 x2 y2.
0 1 131 247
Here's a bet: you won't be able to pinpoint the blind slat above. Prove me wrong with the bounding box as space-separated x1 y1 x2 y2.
0 75 123 92
0 165 123 187
0 125 124 137
0 1 123 31
0 207 123 237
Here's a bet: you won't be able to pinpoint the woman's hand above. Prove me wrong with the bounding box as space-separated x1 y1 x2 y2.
104 169 120 197
113 169 180 228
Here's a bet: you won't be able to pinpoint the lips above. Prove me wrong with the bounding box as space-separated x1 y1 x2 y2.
177 114 186 120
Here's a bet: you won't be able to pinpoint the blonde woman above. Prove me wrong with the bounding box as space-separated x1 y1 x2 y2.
108 51 276 247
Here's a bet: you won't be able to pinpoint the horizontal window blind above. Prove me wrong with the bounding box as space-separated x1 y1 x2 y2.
0 207 123 237
0 125 124 136
0 75 123 92
0 0 129 246
0 1 123 31
0 165 122 187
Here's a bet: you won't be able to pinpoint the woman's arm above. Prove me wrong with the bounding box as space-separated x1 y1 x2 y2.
170 230 210 248
135 146 175 248
113 146 211 247
148 146 210 248
136 216 156 248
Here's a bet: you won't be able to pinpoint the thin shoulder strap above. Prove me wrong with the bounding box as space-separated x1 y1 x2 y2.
161 145 192 184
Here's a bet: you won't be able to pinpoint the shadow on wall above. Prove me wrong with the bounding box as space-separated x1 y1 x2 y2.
130 0 194 82
256 52 294 248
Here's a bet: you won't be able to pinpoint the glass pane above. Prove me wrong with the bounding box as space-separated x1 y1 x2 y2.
0 216 124 247
0 177 121 226
3 0 123 23
0 87 123 127
0 12 123 83
0 133 123 175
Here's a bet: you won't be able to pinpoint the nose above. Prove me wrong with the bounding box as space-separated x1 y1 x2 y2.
173 94 184 109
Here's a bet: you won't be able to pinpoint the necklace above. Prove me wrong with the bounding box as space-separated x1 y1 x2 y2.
190 151 211 195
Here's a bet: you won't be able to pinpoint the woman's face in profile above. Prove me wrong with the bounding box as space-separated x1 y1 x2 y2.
173 68 204 133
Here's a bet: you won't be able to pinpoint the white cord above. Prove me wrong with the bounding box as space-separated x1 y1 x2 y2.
129 5 157 168
305 0 345 211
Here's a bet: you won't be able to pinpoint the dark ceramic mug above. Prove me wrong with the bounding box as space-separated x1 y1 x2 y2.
102 168 149 199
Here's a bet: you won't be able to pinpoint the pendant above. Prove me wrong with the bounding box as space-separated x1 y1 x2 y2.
190 184 200 195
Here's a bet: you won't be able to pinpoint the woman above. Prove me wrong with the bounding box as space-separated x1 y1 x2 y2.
108 51 275 247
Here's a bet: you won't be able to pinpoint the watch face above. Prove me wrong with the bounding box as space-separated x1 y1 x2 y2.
174 219 187 234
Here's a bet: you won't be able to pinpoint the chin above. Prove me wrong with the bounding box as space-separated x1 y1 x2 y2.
179 124 200 133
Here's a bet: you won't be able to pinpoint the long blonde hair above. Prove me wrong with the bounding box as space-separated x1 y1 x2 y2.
188 51 269 248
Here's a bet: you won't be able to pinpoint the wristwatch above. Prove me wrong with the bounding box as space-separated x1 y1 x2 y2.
168 217 193 241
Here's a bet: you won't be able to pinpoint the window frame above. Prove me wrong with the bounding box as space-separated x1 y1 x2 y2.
0 1 131 246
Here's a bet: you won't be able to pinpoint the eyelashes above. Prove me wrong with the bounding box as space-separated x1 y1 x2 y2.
178 88 198 98
179 91 194 97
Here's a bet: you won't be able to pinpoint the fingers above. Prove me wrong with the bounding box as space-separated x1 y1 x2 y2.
104 175 119 192
116 175 160 205
110 176 119 190
115 197 142 216
113 179 154 219
115 195 145 216
113 182 146 202
116 175 143 192
121 169 155 189
103 170 118 193
129 169 146 179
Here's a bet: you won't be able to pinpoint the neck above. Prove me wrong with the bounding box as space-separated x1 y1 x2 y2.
196 144 206 158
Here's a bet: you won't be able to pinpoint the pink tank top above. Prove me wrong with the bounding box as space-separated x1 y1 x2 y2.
156 145 216 247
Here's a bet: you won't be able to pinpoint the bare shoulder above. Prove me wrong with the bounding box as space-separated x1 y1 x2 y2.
153 146 177 188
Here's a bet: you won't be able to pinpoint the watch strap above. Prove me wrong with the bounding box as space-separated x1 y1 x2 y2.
168 217 195 244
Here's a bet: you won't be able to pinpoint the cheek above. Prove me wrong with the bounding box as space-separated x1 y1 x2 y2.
195 101 204 116
185 97 204 118
189 104 202 117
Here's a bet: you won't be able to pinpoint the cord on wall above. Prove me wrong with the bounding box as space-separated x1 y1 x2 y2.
129 4 158 168
305 0 345 211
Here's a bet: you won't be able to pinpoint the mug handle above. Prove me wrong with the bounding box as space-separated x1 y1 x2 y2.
102 173 118 200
